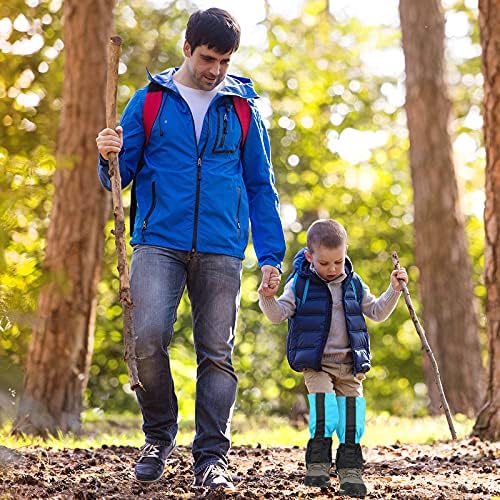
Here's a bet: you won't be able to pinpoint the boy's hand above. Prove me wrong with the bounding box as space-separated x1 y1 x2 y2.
258 265 281 297
96 126 123 159
391 268 408 292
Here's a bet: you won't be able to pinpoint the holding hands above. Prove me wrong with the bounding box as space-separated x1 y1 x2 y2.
390 268 408 292
258 265 281 297
96 126 123 160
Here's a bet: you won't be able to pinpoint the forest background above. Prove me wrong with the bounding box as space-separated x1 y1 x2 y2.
0 0 486 429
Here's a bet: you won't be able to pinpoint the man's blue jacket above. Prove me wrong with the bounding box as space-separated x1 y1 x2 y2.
98 68 285 269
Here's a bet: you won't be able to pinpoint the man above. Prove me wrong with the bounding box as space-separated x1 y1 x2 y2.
96 8 285 490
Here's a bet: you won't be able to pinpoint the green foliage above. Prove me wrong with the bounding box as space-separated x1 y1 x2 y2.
1 0 486 422
237 5 421 416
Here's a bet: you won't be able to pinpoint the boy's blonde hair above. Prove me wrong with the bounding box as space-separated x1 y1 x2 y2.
306 219 347 252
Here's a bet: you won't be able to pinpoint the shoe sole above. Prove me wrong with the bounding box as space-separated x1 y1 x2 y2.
134 474 164 484
192 484 236 493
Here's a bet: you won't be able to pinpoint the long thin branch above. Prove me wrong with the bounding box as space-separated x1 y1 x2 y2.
392 252 456 440
106 36 143 391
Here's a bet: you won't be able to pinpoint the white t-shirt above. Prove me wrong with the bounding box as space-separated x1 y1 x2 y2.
174 79 225 143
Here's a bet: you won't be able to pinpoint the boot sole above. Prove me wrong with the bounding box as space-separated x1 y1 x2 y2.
304 476 330 487
338 484 367 497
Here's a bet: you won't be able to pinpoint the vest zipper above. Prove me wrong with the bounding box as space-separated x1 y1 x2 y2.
141 181 157 242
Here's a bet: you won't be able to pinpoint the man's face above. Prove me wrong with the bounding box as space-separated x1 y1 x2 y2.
305 244 347 282
183 41 232 90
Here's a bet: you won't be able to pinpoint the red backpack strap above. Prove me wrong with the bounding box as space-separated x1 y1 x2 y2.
142 83 164 147
131 83 163 236
232 96 251 149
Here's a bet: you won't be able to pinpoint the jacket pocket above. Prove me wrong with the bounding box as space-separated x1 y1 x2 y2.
141 181 157 242
212 104 238 154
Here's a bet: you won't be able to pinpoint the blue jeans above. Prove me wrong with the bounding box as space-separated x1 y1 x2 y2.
130 245 242 473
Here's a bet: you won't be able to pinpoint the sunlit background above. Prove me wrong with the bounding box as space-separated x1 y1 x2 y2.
0 0 486 425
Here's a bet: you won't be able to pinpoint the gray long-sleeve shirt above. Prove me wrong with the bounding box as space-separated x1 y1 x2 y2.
259 269 401 360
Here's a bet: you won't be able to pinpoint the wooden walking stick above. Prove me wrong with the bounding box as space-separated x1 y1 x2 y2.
392 252 456 439
106 36 143 391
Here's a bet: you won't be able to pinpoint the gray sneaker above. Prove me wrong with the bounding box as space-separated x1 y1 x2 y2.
304 462 331 487
337 468 367 497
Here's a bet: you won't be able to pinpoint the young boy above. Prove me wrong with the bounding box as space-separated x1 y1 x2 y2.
259 219 408 497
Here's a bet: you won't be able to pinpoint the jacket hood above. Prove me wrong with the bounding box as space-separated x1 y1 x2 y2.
147 68 258 99
292 247 354 278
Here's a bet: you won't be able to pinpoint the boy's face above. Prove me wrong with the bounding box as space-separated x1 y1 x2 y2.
183 41 232 90
304 244 347 282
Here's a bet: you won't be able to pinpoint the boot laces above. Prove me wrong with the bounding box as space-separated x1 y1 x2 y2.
308 463 330 473
340 468 363 481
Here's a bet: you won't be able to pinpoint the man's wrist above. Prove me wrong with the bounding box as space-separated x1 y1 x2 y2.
261 263 282 274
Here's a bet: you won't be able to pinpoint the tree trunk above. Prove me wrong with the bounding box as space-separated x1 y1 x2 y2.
473 0 500 441
13 0 115 436
399 0 484 417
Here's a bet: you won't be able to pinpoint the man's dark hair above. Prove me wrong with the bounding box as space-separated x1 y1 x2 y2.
186 8 241 54
307 219 348 252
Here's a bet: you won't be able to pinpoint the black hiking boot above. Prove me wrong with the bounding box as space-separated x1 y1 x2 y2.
335 443 366 497
337 467 367 497
304 462 331 487
304 437 332 487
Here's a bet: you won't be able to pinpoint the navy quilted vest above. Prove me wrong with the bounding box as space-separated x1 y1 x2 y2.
286 249 371 375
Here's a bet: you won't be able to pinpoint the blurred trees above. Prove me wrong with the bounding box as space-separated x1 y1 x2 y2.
0 0 487 424
399 0 484 416
12 0 115 435
251 1 419 415
473 0 500 441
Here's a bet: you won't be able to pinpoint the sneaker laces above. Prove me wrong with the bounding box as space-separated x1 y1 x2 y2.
201 463 231 485
139 443 162 461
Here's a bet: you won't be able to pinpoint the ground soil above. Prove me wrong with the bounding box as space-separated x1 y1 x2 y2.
0 438 498 499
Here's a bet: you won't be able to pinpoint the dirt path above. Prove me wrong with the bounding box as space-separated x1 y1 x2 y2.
0 438 498 499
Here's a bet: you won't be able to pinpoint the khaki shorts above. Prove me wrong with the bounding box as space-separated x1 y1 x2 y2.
303 356 365 397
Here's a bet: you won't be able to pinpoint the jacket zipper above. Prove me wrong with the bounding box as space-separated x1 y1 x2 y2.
189 106 210 252
158 93 167 137
141 181 157 241
236 186 241 239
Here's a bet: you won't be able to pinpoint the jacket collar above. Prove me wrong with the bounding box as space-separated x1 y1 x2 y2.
147 67 259 99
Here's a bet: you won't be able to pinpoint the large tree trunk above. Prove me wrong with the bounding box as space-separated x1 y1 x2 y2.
473 0 500 441
399 0 484 417
13 0 114 436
